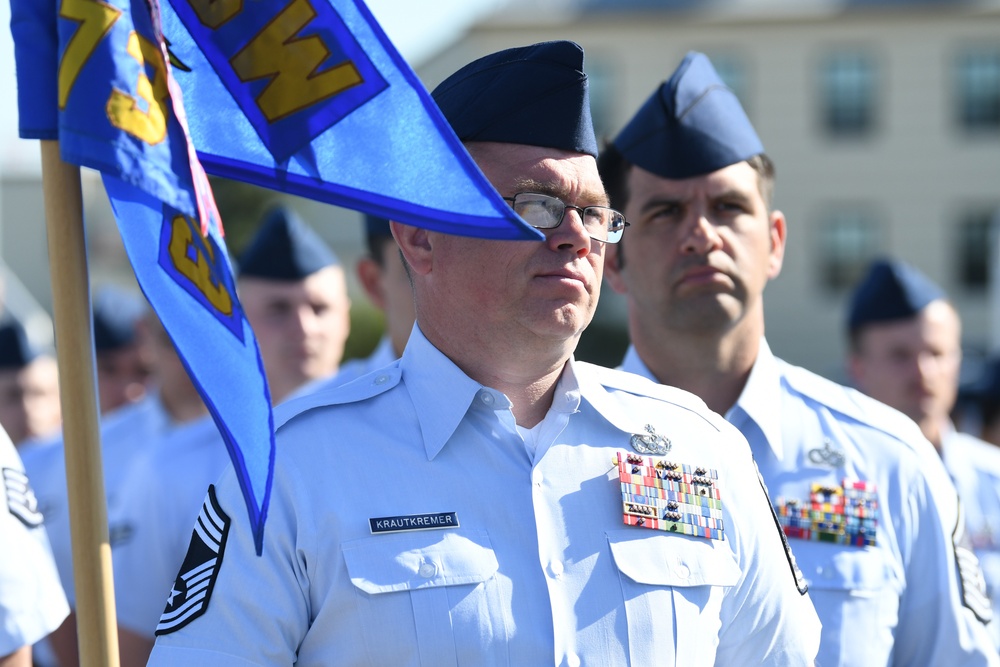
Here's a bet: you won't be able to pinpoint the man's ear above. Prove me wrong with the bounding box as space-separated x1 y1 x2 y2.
391 221 432 276
356 257 386 310
767 210 787 281
604 243 629 295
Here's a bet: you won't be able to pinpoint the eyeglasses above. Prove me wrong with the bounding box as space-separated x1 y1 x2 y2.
503 192 629 244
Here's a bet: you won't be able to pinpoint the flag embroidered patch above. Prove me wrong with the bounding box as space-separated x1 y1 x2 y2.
3 467 43 528
155 485 230 635
617 452 725 540
776 480 878 547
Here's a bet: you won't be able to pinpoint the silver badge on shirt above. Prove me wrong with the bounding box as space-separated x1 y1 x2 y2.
630 424 671 456
807 438 845 468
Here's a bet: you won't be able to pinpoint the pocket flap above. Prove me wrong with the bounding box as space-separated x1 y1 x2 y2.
607 530 741 587
793 541 893 591
343 529 499 594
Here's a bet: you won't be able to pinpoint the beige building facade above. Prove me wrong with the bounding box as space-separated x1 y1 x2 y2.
418 1 1000 378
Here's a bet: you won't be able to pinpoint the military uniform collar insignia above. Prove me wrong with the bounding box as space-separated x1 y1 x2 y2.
630 424 671 455
807 438 845 468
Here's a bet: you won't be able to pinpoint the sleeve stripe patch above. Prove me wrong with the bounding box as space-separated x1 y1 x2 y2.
155 485 231 636
3 467 44 527
953 499 993 624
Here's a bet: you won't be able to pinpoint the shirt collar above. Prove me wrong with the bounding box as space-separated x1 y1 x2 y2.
620 340 785 460
400 325 485 460
368 336 399 369
729 338 785 461
939 420 961 466
589 352 673 436
620 345 655 381
550 359 583 415
401 326 586 460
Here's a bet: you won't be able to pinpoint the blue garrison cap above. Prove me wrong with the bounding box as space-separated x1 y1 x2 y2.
848 258 947 330
237 206 340 281
92 289 142 352
365 214 392 240
431 41 598 158
0 319 43 370
613 51 764 179
960 357 1000 404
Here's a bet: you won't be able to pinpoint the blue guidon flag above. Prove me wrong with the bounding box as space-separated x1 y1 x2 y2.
159 0 540 240
10 0 541 556
11 0 276 555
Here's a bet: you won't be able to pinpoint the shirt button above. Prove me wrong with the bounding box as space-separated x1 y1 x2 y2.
567 654 581 667
674 563 690 580
550 561 564 578
480 391 495 406
418 562 437 579
374 374 389 385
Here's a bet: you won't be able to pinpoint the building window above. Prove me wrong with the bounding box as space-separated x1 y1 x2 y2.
820 51 877 136
817 208 883 289
957 209 999 289
956 49 1000 131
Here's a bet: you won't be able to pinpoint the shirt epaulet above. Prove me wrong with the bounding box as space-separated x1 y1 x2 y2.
779 361 926 450
582 362 705 405
579 361 728 433
274 366 402 431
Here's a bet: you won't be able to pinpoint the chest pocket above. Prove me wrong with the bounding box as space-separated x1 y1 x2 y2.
342 529 508 667
607 530 741 666
791 541 899 664
794 541 896 593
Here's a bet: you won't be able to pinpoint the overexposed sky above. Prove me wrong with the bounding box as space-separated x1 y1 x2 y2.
0 0 506 175
366 0 507 64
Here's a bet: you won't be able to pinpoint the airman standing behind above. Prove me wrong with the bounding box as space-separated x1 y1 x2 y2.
599 51 998 665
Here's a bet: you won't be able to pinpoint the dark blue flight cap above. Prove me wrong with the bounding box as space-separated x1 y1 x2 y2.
92 289 143 352
431 41 598 158
365 214 392 240
613 51 764 179
237 206 340 281
960 357 1000 404
848 258 947 330
0 319 43 370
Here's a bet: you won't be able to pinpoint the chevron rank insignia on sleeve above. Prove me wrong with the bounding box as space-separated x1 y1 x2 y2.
954 500 993 624
155 484 231 635
3 467 43 528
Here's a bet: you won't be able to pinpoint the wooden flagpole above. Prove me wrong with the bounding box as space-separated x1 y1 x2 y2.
39 140 119 667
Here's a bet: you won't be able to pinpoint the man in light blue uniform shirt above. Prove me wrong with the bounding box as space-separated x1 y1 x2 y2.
21 311 209 667
108 207 351 667
0 424 67 667
599 51 998 665
237 206 351 404
91 287 152 415
848 257 1000 649
147 41 820 666
299 214 415 392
